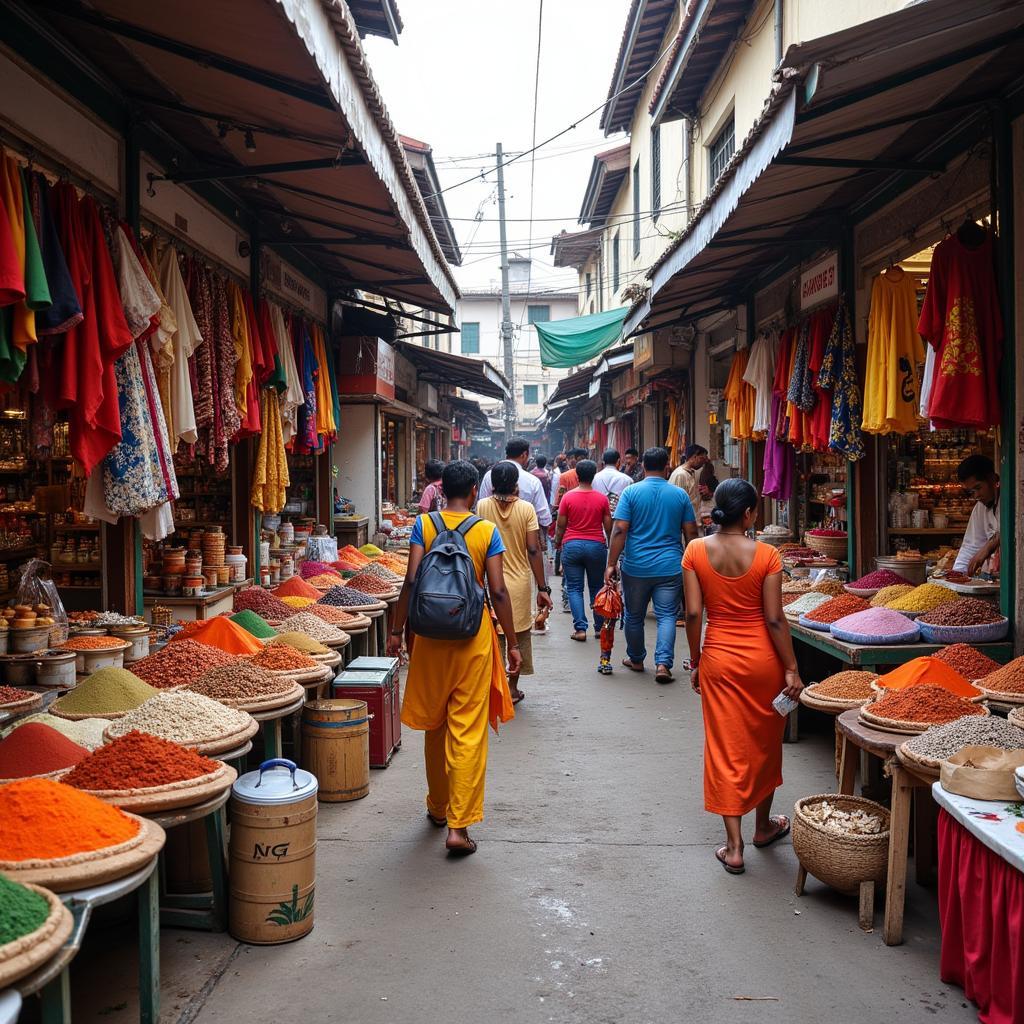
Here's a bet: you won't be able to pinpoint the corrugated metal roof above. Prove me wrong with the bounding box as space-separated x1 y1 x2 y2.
579 144 631 227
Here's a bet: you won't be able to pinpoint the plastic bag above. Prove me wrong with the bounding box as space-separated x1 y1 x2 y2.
16 559 69 645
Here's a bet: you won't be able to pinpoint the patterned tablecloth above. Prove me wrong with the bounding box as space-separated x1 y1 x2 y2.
932 781 1024 871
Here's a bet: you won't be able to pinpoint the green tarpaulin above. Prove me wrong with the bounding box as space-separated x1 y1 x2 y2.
534 307 628 368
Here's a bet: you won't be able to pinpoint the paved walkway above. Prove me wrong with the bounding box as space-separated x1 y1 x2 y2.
63 617 973 1024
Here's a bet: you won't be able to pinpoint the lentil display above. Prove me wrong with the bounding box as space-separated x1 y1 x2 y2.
917 597 1004 626
848 568 911 589
269 631 330 655
0 722 89 778
2 713 108 750
233 587 293 620
59 636 124 651
904 716 1024 761
0 874 51 943
870 584 915 607
876 656 978 698
172 616 262 655
105 690 252 745
978 655 1024 695
50 668 157 716
812 671 878 700
781 593 801 608
229 610 278 639
306 574 345 590
249 644 319 671
132 639 236 689
63 731 220 790
781 579 815 594
868 685 985 724
298 560 337 579
0 684 35 705
190 662 294 701
804 595 870 624
0 779 140 861
884 583 960 614
358 562 403 584
318 585 378 608
344 573 395 596
933 644 1002 680
275 612 347 643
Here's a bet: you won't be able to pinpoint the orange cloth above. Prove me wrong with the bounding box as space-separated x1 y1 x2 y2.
683 540 786 816
173 616 261 655
272 576 321 600
876 656 979 698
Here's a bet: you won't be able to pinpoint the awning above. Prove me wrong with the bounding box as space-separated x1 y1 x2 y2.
392 341 510 401
629 0 1024 335
535 307 630 368
447 395 489 428
40 0 458 312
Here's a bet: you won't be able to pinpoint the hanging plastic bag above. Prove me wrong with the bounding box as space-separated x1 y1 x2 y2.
16 559 69 645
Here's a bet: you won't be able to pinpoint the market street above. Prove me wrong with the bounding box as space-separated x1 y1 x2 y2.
60 620 970 1024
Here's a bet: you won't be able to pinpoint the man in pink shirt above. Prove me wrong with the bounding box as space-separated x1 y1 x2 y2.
417 459 446 513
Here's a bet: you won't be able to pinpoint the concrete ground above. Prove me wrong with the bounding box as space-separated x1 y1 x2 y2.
52 615 975 1024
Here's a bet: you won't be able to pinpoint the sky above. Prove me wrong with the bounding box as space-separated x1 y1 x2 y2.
364 0 631 296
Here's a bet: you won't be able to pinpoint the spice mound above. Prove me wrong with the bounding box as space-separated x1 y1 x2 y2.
344 573 395 596
781 593 801 608
269 631 330 655
105 691 252 746
275 612 347 644
318 585 377 608
63 731 220 790
0 722 89 779
875 656 979 698
781 579 815 595
904 716 1024 762
299 560 338 580
849 568 911 589
249 644 319 672
804 595 870 624
59 636 124 651
171 616 262 655
809 579 846 597
812 671 878 701
0 779 140 861
50 668 157 717
308 604 361 626
868 685 985 725
831 607 918 638
190 662 294 701
229 610 278 639
785 592 832 617
280 595 315 609
2 714 108 751
0 873 50 943
358 562 403 584
132 639 236 689
305 573 344 591
870 584 915 607
978 655 1024 695
917 597 1004 626
803 799 885 836
884 583 960 614
0 684 36 705
933 644 1002 681
272 576 321 600
233 587 293 620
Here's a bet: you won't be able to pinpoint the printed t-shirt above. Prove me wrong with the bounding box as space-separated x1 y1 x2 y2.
560 488 610 544
614 476 695 578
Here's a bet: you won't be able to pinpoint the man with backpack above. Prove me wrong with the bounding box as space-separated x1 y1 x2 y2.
387 460 519 858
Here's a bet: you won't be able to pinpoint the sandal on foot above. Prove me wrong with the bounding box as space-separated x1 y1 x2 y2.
716 846 745 875
511 689 525 705
427 813 447 828
622 659 644 672
446 838 477 857
570 631 587 642
752 815 791 848
655 668 674 684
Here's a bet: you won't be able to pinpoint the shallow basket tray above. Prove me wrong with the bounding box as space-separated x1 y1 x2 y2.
917 618 1010 644
0 766 73 786
72 762 238 813
895 740 946 775
859 702 989 735
976 683 1024 706
830 623 920 645
0 883 74 990
800 685 872 713
211 681 306 714
1008 707 1024 729
0 692 44 716
803 534 848 560
797 614 833 632
0 814 166 893
102 715 258 756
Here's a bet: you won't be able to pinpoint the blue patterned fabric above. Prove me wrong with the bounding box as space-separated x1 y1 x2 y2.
817 302 864 461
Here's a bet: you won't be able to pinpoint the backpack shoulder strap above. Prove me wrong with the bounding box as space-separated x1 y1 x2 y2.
425 511 447 546
455 514 481 537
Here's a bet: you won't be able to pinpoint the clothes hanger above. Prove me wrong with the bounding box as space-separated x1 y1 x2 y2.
955 212 986 248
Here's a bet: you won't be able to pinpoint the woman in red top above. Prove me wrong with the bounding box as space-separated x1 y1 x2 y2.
554 459 612 642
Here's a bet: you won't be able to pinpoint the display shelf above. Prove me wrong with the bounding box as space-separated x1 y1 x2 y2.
887 527 966 534
52 524 100 532
0 547 37 561
52 564 102 572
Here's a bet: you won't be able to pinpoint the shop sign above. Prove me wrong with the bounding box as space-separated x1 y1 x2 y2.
261 250 327 321
417 382 438 413
799 252 839 311
337 337 395 401
623 383 652 409
634 330 690 373
611 368 637 399
395 353 416 396
634 333 655 371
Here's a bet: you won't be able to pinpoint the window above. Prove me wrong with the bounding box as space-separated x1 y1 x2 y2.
612 232 620 292
708 113 735 186
632 159 641 258
585 271 592 298
542 383 549 399
460 321 480 354
523 384 539 406
527 304 550 325
651 124 662 219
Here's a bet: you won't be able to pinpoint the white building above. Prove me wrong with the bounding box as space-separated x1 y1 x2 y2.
456 257 576 429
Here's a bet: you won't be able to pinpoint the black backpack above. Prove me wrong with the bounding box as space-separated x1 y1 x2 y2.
408 512 486 640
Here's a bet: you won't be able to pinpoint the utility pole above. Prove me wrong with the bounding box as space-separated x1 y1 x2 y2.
495 142 515 439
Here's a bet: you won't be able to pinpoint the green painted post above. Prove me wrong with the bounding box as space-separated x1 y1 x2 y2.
138 867 160 1024
39 969 71 1024
204 809 229 932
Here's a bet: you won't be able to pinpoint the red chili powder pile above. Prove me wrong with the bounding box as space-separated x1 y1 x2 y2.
0 723 90 779
932 644 1002 681
869 685 986 724
804 595 870 624
272 576 321 600
63 730 219 790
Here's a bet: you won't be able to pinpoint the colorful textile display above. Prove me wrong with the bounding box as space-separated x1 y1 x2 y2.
251 389 290 513
817 301 864 461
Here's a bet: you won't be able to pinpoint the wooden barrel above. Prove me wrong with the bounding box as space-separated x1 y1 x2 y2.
301 699 370 802
229 760 318 944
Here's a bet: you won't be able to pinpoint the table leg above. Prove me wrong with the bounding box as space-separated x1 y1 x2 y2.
838 735 857 795
262 718 282 759
204 809 228 932
914 788 938 887
39 969 71 1024
138 866 161 1024
794 864 807 897
368 623 380 656
858 880 875 932
883 766 913 946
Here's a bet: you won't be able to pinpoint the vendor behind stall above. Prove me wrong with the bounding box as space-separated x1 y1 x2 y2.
954 455 999 576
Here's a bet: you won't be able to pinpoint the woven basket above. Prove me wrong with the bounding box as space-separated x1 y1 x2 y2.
917 618 1010 644
804 534 848 560
792 794 890 894
830 622 920 645
797 614 833 633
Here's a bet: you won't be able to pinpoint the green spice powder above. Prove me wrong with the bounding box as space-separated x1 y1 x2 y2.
0 873 50 943
229 610 278 640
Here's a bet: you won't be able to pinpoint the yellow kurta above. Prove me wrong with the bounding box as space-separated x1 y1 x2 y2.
402 511 514 828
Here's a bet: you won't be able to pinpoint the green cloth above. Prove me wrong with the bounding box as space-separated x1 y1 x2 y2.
534 307 628 368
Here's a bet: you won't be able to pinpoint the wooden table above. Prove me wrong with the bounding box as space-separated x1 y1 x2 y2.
345 625 371 660
836 708 939 945
252 694 306 759
143 587 235 622
365 608 386 657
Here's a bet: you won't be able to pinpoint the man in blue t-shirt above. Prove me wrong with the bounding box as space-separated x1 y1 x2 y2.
604 446 698 683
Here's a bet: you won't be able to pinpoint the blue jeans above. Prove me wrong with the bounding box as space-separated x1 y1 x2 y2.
621 571 682 669
561 540 607 634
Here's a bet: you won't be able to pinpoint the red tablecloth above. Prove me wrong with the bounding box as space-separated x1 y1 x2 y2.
938 809 1024 1024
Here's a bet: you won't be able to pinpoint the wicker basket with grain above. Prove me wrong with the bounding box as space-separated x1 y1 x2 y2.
804 533 848 560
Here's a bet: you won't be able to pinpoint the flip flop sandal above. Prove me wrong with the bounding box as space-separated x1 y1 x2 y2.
446 838 478 857
570 631 587 641
511 690 525 705
753 815 791 848
655 670 674 684
427 813 448 828
622 659 644 672
715 847 745 875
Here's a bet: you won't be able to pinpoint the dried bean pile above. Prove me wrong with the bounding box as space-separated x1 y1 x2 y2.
870 584 915 607
190 662 294 701
812 671 878 700
249 644 319 671
345 573 395 596
358 562 403 584
269 631 330 655
803 800 885 836
60 636 124 651
318 585 377 607
848 568 912 589
977 655 1024 695
131 639 236 689
3 713 107 750
869 685 985 724
917 597 1004 626
933 643 1001 680
308 604 361 626
781 578 815 594
233 587 293 620
809 579 846 597
804 595 870 624
63 730 220 789
106 691 251 744
781 593 801 608
885 583 960 613
904 715 1024 761
275 612 347 643
306 574 345 591
0 685 35 705
784 592 832 616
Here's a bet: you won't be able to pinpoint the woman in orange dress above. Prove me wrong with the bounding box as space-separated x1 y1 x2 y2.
682 479 804 874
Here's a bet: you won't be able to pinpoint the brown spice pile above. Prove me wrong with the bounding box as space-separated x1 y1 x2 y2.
869 685 985 724
813 671 878 700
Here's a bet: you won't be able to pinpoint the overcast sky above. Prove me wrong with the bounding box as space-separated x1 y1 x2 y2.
364 0 630 295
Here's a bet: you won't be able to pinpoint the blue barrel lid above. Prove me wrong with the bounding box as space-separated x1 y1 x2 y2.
232 759 318 806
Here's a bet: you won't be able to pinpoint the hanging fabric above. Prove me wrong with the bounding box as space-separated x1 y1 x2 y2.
28 171 81 336
817 301 864 461
807 306 836 452
742 328 776 437
157 244 202 448
251 389 289 513
762 328 796 499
